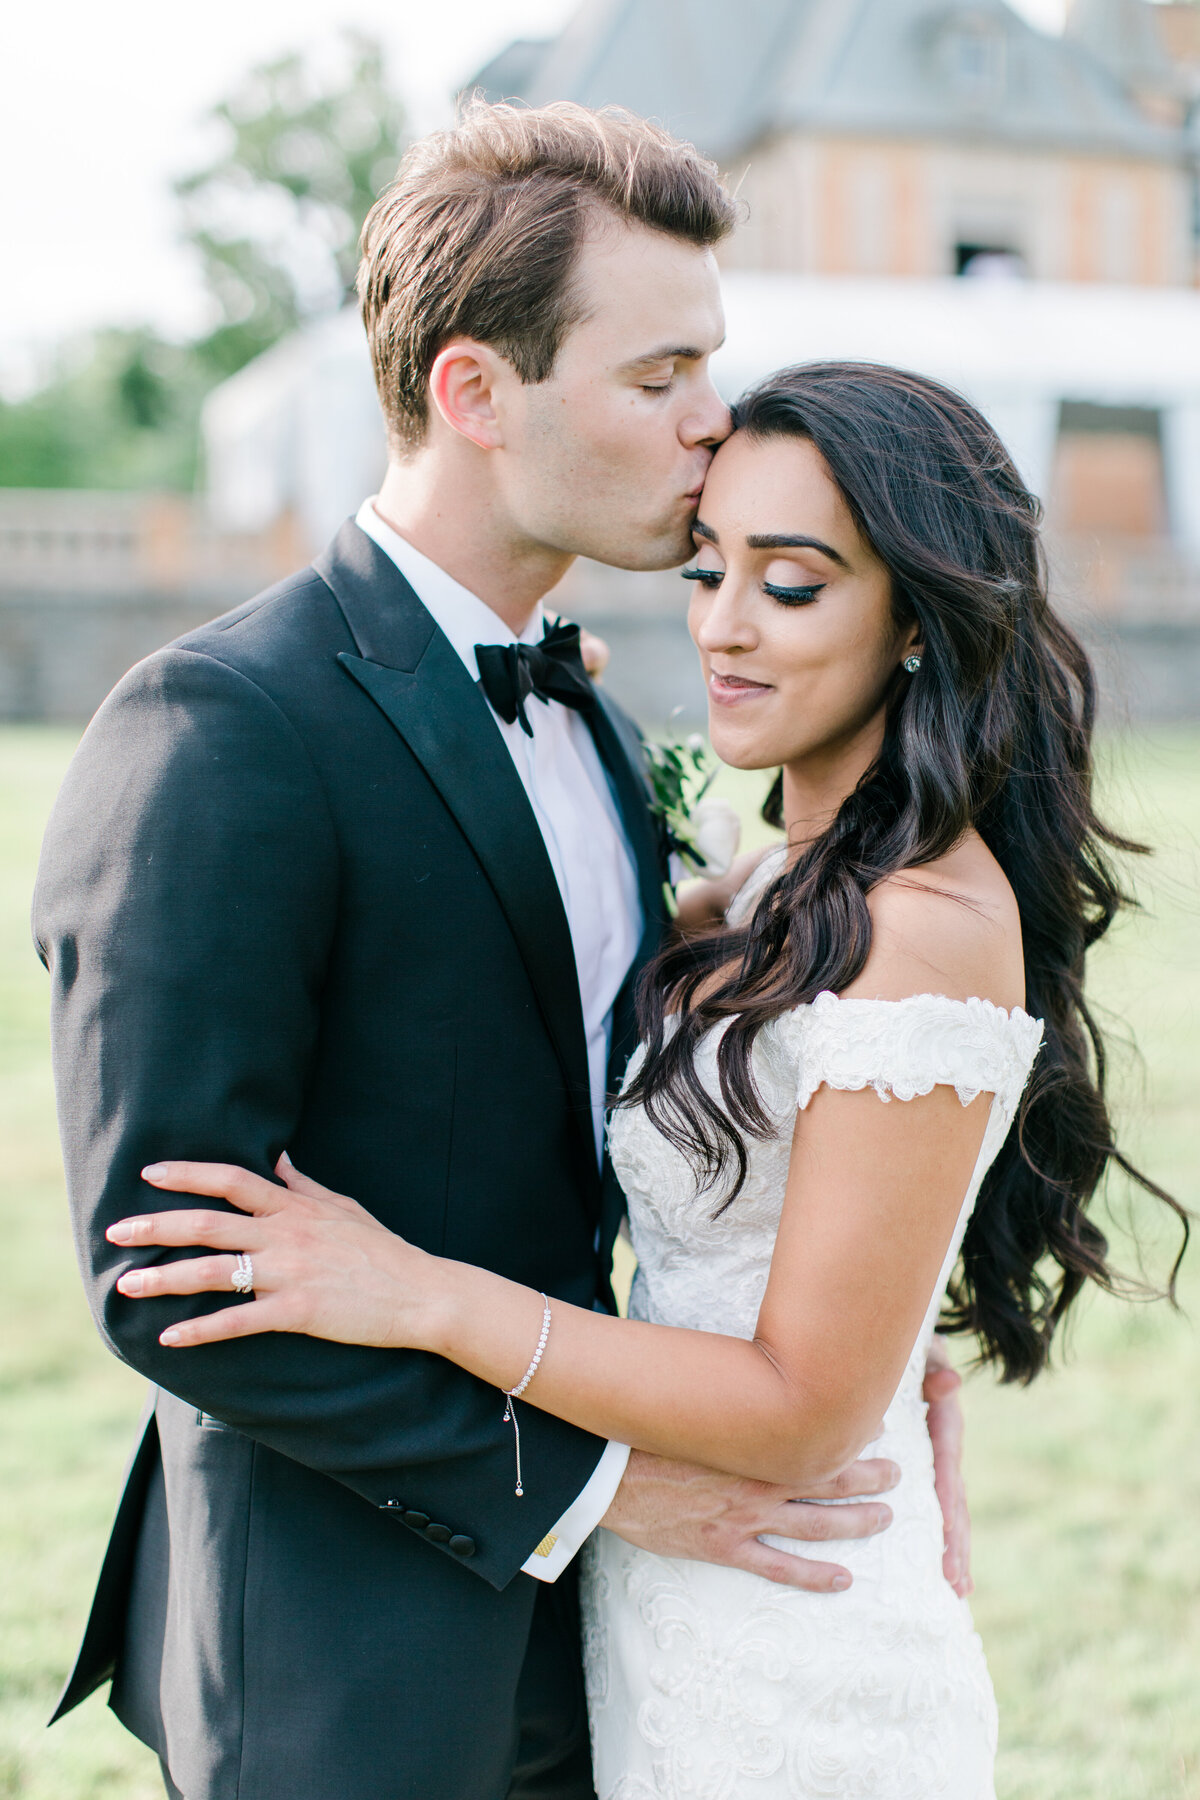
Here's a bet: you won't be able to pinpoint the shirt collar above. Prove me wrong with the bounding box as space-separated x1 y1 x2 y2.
355 498 545 681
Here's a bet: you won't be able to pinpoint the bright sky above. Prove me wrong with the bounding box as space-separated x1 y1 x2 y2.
1 0 1068 391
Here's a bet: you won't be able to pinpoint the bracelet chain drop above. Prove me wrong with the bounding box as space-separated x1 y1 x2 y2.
502 1293 552 1498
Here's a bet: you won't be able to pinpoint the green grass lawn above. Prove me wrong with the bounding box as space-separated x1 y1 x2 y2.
2 725 1198 1800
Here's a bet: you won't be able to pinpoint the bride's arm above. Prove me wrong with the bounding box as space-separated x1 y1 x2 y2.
416 1078 985 1488
108 888 1000 1492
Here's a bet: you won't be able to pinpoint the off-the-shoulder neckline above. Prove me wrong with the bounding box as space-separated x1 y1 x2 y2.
801 990 1039 1027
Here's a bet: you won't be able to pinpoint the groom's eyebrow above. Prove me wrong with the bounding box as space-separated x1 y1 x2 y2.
621 339 724 372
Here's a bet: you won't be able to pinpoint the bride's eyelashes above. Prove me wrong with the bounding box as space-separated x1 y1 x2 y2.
680 566 827 608
762 580 826 607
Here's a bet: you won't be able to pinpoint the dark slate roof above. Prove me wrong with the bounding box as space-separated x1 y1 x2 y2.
1065 0 1178 92
466 0 1182 163
465 37 555 105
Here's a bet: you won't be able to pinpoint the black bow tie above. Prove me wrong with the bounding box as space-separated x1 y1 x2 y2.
475 619 595 737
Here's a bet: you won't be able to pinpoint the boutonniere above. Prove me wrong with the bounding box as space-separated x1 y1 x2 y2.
645 733 741 914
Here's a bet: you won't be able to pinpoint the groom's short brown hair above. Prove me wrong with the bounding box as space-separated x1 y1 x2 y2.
358 100 737 451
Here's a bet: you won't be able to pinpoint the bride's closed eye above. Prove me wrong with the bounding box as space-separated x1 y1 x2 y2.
681 566 827 608
762 580 826 606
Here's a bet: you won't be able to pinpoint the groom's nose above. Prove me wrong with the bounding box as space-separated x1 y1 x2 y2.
682 379 732 451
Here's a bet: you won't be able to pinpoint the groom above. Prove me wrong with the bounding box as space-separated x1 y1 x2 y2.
35 102 968 1800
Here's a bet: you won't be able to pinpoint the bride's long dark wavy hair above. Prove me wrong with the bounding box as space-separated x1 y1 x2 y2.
623 361 1186 1384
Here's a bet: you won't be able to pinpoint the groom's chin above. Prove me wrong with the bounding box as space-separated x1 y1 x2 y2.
586 527 694 575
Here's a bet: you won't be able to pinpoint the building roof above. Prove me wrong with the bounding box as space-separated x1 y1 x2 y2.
199 277 1200 554
1065 0 1179 93
469 0 1183 163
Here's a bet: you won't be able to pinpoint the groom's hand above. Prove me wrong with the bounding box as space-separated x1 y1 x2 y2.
923 1338 973 1597
599 1449 899 1592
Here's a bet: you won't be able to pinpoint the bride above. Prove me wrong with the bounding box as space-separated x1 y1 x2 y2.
106 362 1182 1798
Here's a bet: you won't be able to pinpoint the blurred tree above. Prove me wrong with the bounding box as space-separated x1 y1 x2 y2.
0 32 405 487
0 330 208 489
177 30 406 379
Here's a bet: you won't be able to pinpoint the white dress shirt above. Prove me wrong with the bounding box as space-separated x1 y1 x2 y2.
356 500 634 1580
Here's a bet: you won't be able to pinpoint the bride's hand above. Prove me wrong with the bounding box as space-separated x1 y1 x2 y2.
579 627 609 679
106 1155 440 1352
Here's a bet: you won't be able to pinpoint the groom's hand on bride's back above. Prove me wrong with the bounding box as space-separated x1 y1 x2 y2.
600 1449 899 1592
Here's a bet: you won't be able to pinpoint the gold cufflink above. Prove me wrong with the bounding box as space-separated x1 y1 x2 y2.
533 1534 558 1558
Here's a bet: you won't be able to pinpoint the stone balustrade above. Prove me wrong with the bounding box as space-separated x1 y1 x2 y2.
2 490 1199 725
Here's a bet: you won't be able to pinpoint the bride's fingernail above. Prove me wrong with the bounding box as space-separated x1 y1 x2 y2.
832 1574 851 1591
118 1272 144 1295
107 1221 133 1243
160 1328 181 1346
142 1164 168 1182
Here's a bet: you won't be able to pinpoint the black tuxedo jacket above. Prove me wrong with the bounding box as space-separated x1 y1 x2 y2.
33 521 668 1800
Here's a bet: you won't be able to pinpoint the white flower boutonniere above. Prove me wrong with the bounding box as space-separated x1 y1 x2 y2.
645 733 742 914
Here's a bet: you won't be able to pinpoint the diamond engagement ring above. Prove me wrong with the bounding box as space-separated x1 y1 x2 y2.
231 1253 254 1295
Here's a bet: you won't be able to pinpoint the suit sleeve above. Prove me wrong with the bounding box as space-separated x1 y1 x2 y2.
33 646 607 1588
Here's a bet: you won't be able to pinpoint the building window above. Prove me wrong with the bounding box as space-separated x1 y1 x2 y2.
1050 402 1167 538
936 13 1008 105
955 242 1026 278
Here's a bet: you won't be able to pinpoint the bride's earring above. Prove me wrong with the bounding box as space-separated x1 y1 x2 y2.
903 653 923 674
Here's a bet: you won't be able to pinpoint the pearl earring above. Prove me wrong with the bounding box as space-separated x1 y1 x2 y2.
903 654 922 674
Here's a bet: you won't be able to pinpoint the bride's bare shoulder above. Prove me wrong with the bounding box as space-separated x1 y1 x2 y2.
843 831 1025 1011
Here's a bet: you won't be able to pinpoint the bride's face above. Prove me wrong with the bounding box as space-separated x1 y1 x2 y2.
686 431 919 781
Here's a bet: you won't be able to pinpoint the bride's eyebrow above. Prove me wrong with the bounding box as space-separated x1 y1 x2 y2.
746 532 850 569
694 522 851 569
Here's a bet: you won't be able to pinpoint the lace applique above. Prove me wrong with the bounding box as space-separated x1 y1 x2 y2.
590 990 1039 1799
769 990 1044 1115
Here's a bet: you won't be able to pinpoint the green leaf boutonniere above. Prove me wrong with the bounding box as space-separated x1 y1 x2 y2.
645 733 741 915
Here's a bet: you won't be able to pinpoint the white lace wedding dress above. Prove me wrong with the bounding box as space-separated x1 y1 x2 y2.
581 885 1043 1799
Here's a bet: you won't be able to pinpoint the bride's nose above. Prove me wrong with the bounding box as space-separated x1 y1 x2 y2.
691 578 759 657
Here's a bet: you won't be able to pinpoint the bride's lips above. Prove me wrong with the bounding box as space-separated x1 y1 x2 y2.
709 670 773 706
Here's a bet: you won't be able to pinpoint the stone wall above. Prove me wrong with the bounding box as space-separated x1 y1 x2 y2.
2 491 1198 728
0 491 303 722
554 544 1200 729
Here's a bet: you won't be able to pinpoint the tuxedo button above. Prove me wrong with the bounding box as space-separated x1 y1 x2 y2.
402 1510 430 1530
383 1499 403 1510
424 1523 452 1544
449 1535 476 1557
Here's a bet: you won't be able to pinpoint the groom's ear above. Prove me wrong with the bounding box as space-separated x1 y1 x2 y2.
428 339 508 452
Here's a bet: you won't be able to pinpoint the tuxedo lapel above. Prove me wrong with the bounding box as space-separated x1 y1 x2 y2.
316 525 597 1186
584 690 672 1134
587 690 670 963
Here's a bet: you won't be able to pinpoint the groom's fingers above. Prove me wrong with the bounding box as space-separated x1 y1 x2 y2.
799 1458 899 1500
733 1543 854 1593
772 1499 893 1543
